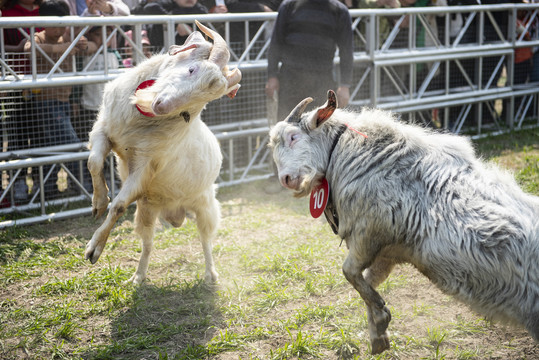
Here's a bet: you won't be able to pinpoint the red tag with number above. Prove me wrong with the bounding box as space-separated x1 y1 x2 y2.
310 178 329 218
135 79 156 117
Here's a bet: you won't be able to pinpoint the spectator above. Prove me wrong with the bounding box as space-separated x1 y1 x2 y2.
530 0 539 82
64 0 130 16
1 0 43 200
171 0 208 45
357 0 400 44
23 0 92 196
1 0 43 51
264 0 353 192
77 25 122 141
514 2 533 85
120 29 152 67
341 0 356 7
193 1 278 46
226 0 275 47
265 0 354 121
65 0 129 137
504 2 533 118
134 0 208 48
133 0 207 48
199 0 227 12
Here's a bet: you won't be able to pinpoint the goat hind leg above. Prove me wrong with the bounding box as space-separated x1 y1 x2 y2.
193 194 220 283
343 253 392 354
526 311 539 342
125 203 158 285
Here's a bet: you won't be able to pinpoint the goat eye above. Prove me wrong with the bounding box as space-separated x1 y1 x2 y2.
189 66 196 74
289 133 299 146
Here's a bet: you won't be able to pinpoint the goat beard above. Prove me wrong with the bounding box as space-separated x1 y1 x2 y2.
293 170 319 198
132 90 155 115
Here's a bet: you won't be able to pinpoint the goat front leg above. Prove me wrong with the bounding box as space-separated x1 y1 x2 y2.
85 171 142 264
87 129 112 218
342 246 392 355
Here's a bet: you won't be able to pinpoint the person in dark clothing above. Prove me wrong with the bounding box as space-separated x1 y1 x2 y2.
265 0 354 122
226 0 273 44
132 0 207 48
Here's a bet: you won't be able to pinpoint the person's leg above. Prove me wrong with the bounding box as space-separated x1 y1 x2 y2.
42 100 81 194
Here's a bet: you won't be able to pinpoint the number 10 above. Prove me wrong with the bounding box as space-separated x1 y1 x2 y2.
313 188 325 209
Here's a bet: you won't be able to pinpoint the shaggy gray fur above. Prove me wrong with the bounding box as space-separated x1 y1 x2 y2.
269 91 539 354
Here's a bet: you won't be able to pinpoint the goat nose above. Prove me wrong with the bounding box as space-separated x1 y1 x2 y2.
280 175 291 189
152 99 168 115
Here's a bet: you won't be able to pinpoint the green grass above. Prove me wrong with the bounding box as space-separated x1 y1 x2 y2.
0 128 538 359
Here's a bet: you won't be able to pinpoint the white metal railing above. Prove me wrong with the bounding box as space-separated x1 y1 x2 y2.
1 5 539 227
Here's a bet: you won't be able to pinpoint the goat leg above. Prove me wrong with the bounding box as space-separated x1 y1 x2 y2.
125 201 158 285
85 172 141 264
193 190 220 283
87 130 112 218
342 250 391 354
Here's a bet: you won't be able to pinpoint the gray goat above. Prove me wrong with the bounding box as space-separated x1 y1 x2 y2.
269 90 539 354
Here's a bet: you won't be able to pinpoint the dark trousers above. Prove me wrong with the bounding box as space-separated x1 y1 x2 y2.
36 100 81 192
277 65 336 122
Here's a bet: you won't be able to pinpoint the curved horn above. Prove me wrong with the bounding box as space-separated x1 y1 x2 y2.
286 97 313 123
195 20 230 69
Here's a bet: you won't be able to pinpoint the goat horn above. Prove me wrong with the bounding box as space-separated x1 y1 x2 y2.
195 20 230 70
286 97 313 123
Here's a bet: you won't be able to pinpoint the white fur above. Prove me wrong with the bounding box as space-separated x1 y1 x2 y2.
85 31 240 285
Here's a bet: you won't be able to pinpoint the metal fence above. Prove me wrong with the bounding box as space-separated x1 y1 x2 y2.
1 4 539 227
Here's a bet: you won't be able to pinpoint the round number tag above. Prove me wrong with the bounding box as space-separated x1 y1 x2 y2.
135 79 156 117
310 178 329 218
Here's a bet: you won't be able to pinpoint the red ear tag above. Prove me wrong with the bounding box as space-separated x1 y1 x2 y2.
135 79 156 117
310 178 329 218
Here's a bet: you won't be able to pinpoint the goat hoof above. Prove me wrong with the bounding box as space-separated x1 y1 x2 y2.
92 206 107 218
373 305 392 336
84 246 100 264
371 333 390 355
204 269 219 283
382 305 391 323
124 273 145 285
85 251 98 264
205 275 219 284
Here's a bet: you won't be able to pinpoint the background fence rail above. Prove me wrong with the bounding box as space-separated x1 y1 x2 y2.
1 5 538 227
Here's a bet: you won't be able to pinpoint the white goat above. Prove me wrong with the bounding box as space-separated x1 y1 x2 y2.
85 21 241 284
269 90 539 354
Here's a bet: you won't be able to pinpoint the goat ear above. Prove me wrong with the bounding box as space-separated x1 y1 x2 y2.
168 43 197 56
308 90 337 130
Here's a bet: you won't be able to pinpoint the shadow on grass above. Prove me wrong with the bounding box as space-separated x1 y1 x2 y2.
84 279 221 360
